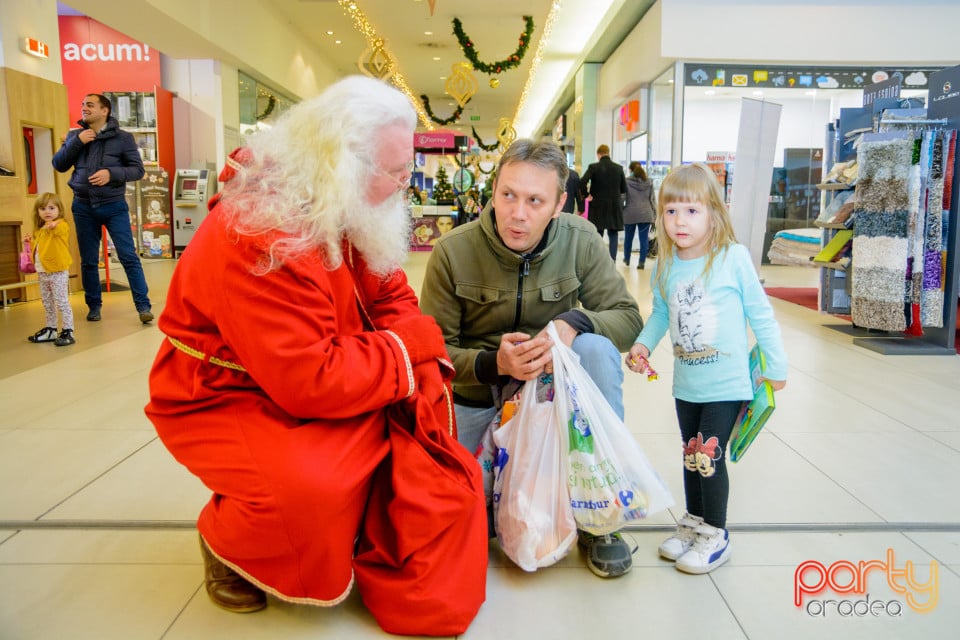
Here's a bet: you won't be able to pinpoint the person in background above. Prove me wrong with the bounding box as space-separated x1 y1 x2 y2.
405 185 422 205
420 138 643 580
622 161 656 268
144 76 486 636
52 93 152 324
25 192 75 347
627 163 786 575
580 144 627 260
561 165 584 215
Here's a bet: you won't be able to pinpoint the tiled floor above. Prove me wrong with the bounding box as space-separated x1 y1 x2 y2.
1 252 958 639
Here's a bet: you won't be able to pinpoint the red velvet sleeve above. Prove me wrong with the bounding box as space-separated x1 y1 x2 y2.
168 222 422 421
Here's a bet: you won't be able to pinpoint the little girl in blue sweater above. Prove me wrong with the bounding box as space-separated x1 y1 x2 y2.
627 164 787 574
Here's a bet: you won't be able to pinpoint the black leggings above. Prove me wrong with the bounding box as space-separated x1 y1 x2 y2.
675 399 744 529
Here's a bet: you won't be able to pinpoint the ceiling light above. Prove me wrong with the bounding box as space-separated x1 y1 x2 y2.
432 56 441 61
335 40 342 44
424 31 433 36
805 90 817 96
326 31 334 36
705 89 716 96
668 79 674 83
752 90 763 96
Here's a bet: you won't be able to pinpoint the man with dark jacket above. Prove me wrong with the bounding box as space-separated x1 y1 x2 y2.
561 166 584 214
580 144 627 260
53 93 152 323
420 139 643 580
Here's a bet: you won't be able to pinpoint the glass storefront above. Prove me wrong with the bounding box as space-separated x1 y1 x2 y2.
238 71 297 136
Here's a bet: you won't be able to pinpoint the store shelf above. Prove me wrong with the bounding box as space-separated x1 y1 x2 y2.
814 220 852 229
812 260 848 271
816 182 855 191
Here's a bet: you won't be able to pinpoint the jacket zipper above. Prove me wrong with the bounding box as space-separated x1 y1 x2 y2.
512 258 530 331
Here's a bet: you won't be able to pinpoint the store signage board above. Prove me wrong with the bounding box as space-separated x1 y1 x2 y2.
685 64 939 91
59 16 161 125
414 132 456 149
928 64 960 125
862 76 901 106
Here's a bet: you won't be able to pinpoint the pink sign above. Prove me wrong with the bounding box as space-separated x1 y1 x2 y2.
414 132 456 149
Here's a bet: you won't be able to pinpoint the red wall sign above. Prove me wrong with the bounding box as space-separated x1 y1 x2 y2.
414 132 456 149
58 16 161 125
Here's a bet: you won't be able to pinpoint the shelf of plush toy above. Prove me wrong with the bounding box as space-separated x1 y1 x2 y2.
816 183 855 191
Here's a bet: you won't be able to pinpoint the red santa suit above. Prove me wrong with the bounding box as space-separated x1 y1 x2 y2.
145 185 487 635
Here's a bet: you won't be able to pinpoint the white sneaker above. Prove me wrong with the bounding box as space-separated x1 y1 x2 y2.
658 512 704 560
675 523 731 574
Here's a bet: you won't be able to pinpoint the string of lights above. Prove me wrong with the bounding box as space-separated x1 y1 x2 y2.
512 0 562 133
337 0 435 130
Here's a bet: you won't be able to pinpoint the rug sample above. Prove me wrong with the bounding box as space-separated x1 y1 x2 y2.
851 135 912 331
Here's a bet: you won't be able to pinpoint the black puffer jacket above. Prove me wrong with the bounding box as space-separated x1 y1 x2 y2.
52 116 144 206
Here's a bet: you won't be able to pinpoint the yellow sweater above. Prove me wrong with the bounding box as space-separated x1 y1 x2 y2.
34 220 73 272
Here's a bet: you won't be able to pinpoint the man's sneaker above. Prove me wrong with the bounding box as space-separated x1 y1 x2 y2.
28 327 58 343
578 530 636 578
139 309 154 324
86 307 101 321
659 512 704 560
54 329 76 347
675 523 731 574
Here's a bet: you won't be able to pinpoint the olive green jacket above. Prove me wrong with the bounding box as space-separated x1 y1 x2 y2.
420 208 643 406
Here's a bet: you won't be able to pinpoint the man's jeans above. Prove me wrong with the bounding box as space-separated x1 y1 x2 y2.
72 199 151 311
454 333 625 455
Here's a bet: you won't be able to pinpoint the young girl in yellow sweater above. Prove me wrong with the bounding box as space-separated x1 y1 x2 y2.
26 193 75 346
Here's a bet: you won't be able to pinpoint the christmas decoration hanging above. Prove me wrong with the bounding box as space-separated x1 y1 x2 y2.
489 78 500 89
445 62 478 108
421 94 467 125
357 37 395 80
496 117 517 151
452 15 534 75
472 126 499 152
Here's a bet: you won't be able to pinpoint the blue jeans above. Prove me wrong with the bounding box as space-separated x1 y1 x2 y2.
623 222 651 264
454 333 625 454
72 199 151 311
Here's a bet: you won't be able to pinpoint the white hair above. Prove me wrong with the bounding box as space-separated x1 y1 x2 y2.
219 76 417 273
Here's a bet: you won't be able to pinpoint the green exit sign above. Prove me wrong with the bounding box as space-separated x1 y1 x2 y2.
470 115 481 121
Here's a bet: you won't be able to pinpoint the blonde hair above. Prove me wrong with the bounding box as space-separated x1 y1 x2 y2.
653 163 737 299
219 76 416 272
33 192 65 231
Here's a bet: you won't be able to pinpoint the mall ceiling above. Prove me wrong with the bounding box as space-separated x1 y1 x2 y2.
59 0 654 140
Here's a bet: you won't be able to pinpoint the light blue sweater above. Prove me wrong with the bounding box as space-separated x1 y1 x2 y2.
635 244 787 403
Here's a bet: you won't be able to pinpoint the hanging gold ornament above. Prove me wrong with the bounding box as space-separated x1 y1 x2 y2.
357 37 395 80
445 62 478 109
489 77 500 89
496 117 516 151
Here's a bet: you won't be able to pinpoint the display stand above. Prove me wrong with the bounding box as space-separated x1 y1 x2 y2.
833 66 960 355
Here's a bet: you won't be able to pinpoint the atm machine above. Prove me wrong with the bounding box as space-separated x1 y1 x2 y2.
172 168 217 256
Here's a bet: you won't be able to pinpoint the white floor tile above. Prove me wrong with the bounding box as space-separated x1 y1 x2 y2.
42 439 209 522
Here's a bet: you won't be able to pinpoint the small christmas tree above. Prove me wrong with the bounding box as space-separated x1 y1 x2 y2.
432 164 454 203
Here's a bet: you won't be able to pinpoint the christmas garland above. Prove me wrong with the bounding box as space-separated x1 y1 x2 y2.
472 126 499 152
452 15 534 75
476 161 495 176
256 95 276 121
421 94 466 125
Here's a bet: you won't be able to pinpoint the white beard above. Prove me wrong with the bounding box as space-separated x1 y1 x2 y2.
344 192 411 277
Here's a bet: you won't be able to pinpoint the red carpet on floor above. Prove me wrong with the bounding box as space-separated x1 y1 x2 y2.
764 287 960 354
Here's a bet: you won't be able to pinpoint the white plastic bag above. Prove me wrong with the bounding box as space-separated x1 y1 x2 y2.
491 374 577 572
548 322 674 535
